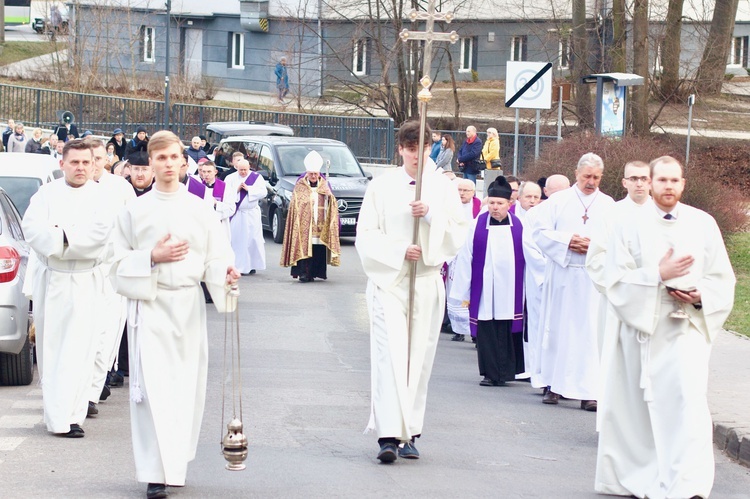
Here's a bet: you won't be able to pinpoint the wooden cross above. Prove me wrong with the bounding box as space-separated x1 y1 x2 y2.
582 213 589 224
399 0 458 387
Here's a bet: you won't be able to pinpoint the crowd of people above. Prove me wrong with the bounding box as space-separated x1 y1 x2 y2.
357 121 735 499
10 118 737 499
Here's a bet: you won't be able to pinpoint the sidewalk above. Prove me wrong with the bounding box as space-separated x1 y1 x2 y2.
709 329 750 467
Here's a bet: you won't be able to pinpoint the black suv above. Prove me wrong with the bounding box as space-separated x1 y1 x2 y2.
219 136 371 242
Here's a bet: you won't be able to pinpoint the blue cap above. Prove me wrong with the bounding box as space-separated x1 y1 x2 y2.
113 128 123 135
82 130 93 137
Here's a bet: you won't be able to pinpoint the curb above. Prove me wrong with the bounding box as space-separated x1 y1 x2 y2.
714 421 750 468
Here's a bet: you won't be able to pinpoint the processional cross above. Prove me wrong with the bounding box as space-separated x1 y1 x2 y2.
399 1 458 386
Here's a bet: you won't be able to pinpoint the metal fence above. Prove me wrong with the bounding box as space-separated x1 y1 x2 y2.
0 83 558 170
0 83 395 164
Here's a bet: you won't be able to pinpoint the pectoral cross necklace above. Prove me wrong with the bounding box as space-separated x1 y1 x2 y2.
574 189 599 224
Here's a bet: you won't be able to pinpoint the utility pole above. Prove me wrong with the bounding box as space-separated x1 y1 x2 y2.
1 2 6 45
164 0 171 129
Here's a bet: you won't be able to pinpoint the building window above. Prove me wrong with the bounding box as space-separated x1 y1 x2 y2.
141 26 155 63
511 36 526 62
729 36 748 67
353 38 367 75
231 32 245 68
558 36 571 69
459 37 473 72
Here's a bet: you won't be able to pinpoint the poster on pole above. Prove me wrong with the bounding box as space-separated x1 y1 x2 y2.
505 61 553 110
600 82 625 137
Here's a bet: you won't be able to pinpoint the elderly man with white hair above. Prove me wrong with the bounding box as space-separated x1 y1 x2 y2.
226 158 267 275
532 154 615 411
446 178 482 342
514 181 542 221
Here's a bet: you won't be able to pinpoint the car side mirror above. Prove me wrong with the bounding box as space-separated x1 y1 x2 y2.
365 172 373 181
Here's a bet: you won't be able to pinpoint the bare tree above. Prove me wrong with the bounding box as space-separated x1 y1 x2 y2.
695 0 740 94
631 0 649 135
611 0 627 73
658 0 684 100
571 0 593 128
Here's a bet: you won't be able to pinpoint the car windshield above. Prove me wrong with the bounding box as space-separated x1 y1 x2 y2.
276 145 362 177
0 177 43 217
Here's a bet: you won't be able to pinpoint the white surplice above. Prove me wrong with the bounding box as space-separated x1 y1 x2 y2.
356 168 469 441
521 203 548 387
450 215 519 320
204 180 235 241
111 185 235 486
445 199 480 336
22 178 112 433
226 172 266 273
532 185 614 399
90 171 136 403
591 203 735 499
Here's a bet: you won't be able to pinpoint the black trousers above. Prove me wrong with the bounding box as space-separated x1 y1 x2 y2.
291 244 328 280
476 319 517 382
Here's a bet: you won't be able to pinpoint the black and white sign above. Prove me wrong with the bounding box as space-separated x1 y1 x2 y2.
505 61 553 110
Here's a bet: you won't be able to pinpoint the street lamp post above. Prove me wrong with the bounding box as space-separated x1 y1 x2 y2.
164 0 171 129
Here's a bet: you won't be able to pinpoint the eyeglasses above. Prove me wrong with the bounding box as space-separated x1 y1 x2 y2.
131 167 150 173
625 176 650 183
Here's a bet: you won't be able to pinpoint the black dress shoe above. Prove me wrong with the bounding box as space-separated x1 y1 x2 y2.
451 333 465 342
581 400 598 412
377 442 398 463
100 385 111 401
479 377 505 387
299 276 312 283
399 441 420 459
108 371 124 387
87 401 98 417
146 483 167 499
62 424 85 438
543 390 560 405
249 269 256 274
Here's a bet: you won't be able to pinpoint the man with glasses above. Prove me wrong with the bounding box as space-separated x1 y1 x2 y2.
589 156 735 499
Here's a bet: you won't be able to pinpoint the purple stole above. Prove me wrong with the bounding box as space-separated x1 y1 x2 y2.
186 175 206 199
232 172 260 219
468 211 525 337
509 203 517 214
207 178 226 201
472 197 481 217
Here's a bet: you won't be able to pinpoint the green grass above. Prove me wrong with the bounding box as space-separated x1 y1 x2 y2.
726 232 750 337
0 42 57 66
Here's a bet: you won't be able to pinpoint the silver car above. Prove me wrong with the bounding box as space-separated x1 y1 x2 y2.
0 187 31 386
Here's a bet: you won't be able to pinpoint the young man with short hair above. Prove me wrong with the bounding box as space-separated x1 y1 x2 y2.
356 121 469 462
111 130 239 498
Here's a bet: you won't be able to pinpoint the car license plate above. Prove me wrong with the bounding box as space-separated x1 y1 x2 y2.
341 217 356 225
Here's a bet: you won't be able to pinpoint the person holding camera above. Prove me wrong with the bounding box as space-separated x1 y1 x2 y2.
456 126 483 185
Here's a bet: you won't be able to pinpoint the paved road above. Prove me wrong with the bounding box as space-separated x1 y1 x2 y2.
3 25 48 43
1 238 749 498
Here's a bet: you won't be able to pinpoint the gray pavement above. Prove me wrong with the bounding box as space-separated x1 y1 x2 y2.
0 238 749 497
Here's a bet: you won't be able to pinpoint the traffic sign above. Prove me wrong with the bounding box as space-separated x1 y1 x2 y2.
505 61 553 110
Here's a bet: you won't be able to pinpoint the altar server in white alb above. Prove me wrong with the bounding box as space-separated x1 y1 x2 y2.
522 174 569 390
532 153 614 411
591 156 735 499
199 160 235 241
451 176 526 387
111 131 239 499
22 139 113 438
226 158 266 274
87 139 136 413
356 121 469 463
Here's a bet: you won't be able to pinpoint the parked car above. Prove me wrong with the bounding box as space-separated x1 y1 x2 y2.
219 136 371 242
0 186 31 386
0 153 63 217
205 121 294 145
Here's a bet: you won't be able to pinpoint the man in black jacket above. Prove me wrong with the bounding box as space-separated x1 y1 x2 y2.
456 126 483 185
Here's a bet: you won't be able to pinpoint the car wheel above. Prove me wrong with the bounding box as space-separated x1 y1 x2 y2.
0 334 34 387
272 209 285 244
